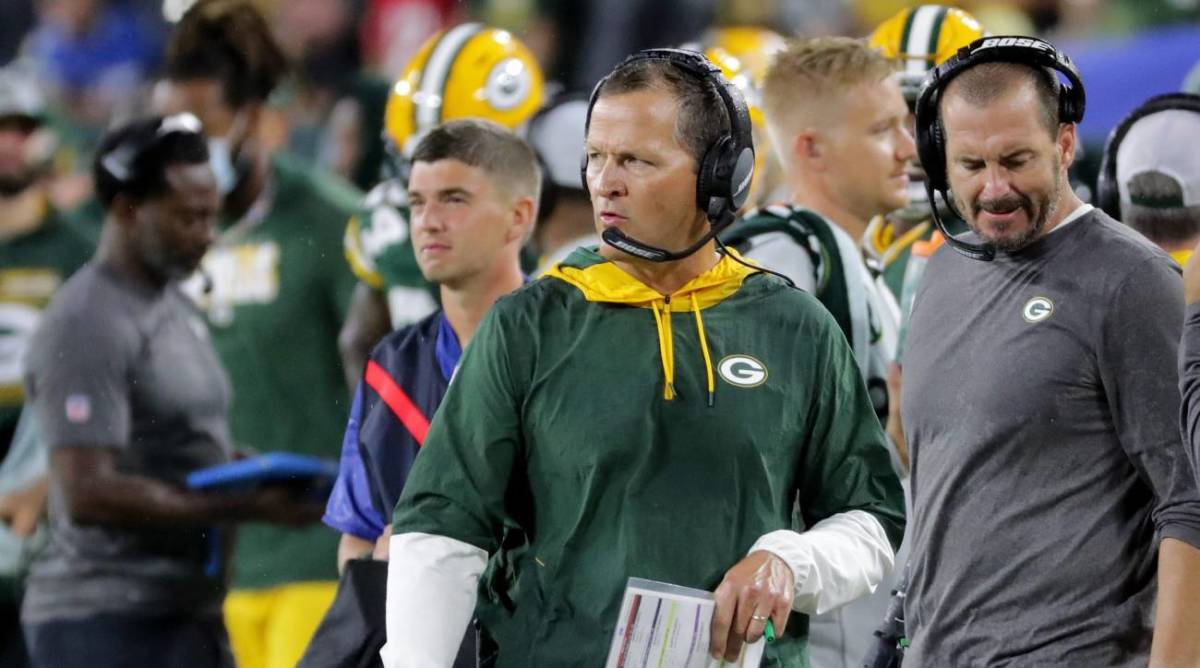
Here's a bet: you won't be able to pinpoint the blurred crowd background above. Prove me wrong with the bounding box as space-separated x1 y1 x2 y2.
0 1 1199 666
0 0 1197 222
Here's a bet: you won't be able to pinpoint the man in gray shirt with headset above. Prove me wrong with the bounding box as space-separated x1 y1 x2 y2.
903 37 1200 667
21 115 322 668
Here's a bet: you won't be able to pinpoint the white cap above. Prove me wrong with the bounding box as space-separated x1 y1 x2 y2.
0 63 46 121
526 97 588 192
1116 109 1200 214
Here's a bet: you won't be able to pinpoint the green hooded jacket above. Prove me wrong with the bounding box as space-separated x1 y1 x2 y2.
393 247 905 666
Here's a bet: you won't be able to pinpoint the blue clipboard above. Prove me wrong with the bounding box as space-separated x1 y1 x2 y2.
188 453 338 578
187 452 338 492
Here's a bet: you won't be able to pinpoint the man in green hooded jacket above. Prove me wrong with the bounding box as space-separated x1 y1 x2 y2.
382 51 905 667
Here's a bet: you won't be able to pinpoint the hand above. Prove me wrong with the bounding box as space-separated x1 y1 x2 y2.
0 476 49 538
247 485 326 527
885 363 910 475
372 524 393 561
1184 240 1200 305
710 549 795 661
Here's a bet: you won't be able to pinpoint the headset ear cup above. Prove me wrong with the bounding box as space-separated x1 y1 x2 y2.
696 138 726 219
729 147 755 211
927 120 948 192
1059 86 1076 125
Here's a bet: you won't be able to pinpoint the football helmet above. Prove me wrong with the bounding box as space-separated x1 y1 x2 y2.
705 26 787 86
869 5 986 107
870 5 985 221
384 23 545 158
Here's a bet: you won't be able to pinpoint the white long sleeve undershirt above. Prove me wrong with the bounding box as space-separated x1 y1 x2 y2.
749 509 895 616
380 532 487 668
379 511 894 667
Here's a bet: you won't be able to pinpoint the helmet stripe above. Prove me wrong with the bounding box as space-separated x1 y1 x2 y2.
925 7 950 65
898 9 917 65
904 5 947 75
415 23 484 138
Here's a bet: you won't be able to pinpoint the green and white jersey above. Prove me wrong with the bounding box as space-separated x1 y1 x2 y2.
723 204 900 424
182 153 360 589
393 247 905 666
0 208 92 441
343 179 438 328
862 215 935 302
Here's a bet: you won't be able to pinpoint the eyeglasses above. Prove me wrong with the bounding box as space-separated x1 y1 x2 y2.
100 112 204 184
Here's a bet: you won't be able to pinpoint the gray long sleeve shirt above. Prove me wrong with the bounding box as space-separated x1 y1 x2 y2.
1179 303 1200 488
902 206 1200 667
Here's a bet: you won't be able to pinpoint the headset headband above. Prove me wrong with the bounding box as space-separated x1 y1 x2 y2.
100 113 205 184
584 49 754 170
583 48 754 218
580 48 756 262
1096 92 1200 219
914 35 1086 261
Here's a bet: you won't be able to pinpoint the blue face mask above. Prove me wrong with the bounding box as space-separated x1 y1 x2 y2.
207 136 237 196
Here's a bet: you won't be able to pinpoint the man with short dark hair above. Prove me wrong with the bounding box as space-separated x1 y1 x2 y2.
903 46 1200 667
381 52 905 666
311 119 537 668
324 118 538 570
20 115 322 668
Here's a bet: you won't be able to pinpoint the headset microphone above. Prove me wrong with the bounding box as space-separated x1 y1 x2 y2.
600 211 735 263
582 48 755 263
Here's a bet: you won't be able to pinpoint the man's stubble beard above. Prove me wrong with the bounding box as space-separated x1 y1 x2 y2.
960 162 1061 253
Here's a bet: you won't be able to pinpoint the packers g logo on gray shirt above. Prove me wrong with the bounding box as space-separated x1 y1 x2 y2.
1022 296 1055 323
718 355 768 387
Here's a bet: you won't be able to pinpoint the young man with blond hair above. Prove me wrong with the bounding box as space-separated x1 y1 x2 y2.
722 36 914 667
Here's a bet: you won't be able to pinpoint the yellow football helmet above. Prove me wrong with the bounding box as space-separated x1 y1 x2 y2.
703 46 764 129
384 23 545 156
869 5 986 105
705 27 787 86
870 6 985 221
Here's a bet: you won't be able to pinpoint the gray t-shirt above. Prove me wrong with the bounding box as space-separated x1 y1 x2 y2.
21 263 233 623
902 207 1200 667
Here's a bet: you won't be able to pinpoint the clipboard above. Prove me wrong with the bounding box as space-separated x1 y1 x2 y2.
187 452 338 495
187 452 338 578
607 577 765 668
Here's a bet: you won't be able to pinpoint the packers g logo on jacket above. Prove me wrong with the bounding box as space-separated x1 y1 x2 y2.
718 355 768 388
384 23 545 156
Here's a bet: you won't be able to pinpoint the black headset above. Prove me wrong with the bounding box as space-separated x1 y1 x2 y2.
99 112 206 185
1096 92 1200 219
580 48 755 262
914 36 1086 262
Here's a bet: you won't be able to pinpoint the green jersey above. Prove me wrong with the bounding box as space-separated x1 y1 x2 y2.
0 206 92 440
862 216 935 301
393 247 905 666
185 153 360 588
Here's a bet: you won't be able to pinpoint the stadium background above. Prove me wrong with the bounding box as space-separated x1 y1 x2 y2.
1 0 1197 220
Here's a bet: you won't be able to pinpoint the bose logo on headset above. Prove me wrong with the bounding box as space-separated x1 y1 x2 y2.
976 37 1052 52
